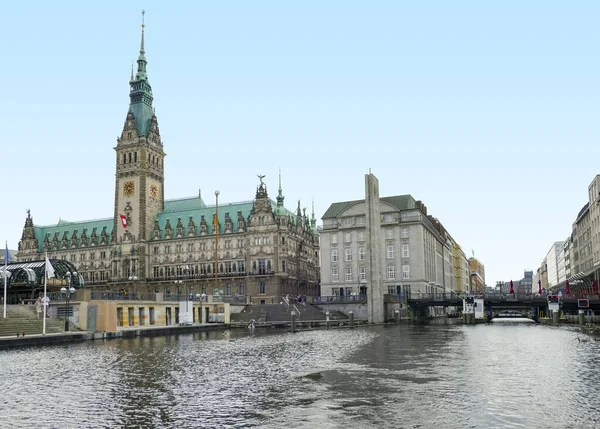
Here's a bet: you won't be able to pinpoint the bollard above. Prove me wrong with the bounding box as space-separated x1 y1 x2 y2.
552 310 559 324
394 310 400 324
290 310 296 333
348 311 354 327
579 309 584 325
326 311 330 329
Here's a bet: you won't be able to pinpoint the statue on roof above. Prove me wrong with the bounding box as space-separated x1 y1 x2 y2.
257 174 266 186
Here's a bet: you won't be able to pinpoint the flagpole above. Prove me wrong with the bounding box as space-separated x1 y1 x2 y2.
43 252 48 335
3 241 7 319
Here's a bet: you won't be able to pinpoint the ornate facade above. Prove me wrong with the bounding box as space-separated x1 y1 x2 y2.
17 16 320 303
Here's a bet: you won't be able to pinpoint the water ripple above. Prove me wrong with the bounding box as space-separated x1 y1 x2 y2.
1 323 599 428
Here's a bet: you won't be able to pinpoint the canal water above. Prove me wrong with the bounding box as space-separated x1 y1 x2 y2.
1 321 599 428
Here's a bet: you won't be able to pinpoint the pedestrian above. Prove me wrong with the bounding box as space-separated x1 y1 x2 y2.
35 297 42 319
43 295 50 317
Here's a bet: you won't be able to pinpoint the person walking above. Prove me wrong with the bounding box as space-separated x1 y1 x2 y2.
35 296 42 319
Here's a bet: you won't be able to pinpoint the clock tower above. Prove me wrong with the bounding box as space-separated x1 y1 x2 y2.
113 11 165 272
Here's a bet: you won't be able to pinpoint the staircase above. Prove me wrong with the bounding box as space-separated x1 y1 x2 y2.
0 305 68 337
230 303 336 324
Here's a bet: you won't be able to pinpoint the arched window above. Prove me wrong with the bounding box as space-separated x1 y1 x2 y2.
128 153 132 163
134 152 138 163
123 153 126 164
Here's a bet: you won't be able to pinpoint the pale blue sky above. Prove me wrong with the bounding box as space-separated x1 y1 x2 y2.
1 1 598 284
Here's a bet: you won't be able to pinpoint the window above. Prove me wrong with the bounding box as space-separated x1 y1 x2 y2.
258 258 267 274
384 214 394 222
344 233 351 243
358 246 366 260
357 216 365 225
345 266 352 281
386 229 394 240
259 281 265 294
387 245 394 259
402 244 410 258
281 260 286 272
332 267 339 282
331 234 338 245
401 228 409 238
402 265 410 279
153 246 159 255
343 218 352 226
387 266 396 280
344 248 352 261
331 249 338 262
239 260 245 272
358 231 365 242
100 251 106 259
359 266 366 282
238 283 245 295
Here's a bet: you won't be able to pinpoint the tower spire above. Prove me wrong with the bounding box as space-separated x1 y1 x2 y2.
276 168 285 207
140 10 145 54
310 198 317 231
128 10 154 136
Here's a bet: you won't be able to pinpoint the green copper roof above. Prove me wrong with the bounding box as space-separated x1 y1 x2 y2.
128 12 154 136
322 194 416 219
164 195 207 212
34 218 114 251
155 201 255 239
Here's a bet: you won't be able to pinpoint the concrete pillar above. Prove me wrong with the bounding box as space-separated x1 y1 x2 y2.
394 310 400 324
290 310 296 333
552 311 559 324
326 311 330 329
348 311 354 327
365 172 384 324
579 309 585 325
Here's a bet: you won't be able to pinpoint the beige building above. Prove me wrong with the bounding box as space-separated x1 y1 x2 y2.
16 19 320 304
468 257 486 293
320 190 469 298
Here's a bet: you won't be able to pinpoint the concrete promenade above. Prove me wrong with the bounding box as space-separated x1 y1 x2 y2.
0 323 228 350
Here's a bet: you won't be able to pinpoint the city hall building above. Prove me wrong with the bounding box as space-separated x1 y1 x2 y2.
16 19 320 303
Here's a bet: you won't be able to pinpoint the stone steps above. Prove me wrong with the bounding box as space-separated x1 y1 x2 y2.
0 306 69 337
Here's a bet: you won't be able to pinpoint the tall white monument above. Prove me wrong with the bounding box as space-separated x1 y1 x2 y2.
365 170 384 324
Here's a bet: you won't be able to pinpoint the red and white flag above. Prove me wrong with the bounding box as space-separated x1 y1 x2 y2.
119 214 127 228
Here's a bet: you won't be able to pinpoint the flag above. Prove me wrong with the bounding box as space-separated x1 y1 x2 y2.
120 214 127 228
45 254 55 279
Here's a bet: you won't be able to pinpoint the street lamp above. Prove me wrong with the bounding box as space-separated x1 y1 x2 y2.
214 190 220 296
61 271 77 331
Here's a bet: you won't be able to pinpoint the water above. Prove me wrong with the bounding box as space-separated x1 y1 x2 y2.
1 321 599 428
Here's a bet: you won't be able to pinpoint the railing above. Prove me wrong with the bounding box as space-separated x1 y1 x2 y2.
408 293 463 301
311 295 367 304
212 295 246 303
90 291 157 301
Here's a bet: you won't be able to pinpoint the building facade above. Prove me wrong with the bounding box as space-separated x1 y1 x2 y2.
16 19 320 303
468 257 486 293
320 193 469 298
545 241 564 288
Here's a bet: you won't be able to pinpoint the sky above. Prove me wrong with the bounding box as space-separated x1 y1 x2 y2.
1 1 598 285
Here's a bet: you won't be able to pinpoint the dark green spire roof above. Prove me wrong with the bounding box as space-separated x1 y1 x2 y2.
128 10 154 137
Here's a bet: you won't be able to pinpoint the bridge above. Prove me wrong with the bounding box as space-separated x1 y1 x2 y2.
383 292 600 322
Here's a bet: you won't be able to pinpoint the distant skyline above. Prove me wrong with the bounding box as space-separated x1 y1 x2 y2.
2 2 599 284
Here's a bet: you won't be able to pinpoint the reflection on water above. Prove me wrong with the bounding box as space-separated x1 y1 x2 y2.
1 323 600 428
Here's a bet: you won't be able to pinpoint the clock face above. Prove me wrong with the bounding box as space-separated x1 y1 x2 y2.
123 181 135 196
150 184 159 198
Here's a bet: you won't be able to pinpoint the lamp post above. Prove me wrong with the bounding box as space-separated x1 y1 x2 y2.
61 271 77 331
214 190 220 296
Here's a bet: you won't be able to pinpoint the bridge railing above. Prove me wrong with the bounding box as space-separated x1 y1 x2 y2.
408 293 463 301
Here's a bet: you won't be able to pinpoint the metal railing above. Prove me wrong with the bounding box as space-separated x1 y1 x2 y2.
90 291 157 301
311 295 367 304
212 295 246 303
